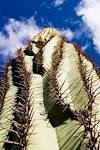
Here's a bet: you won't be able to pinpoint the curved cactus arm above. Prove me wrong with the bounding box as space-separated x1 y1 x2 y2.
0 66 18 149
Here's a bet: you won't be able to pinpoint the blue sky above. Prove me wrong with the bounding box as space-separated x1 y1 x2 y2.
0 0 100 67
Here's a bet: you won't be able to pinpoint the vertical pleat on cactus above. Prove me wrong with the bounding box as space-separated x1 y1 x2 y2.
0 64 18 149
4 49 31 150
0 63 9 116
0 28 100 150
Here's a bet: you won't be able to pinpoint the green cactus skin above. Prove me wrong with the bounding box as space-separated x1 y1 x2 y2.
0 28 100 150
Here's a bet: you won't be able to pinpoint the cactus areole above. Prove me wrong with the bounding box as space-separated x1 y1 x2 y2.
0 28 100 150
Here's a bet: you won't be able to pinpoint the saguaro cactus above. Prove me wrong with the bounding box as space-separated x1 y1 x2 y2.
0 28 100 150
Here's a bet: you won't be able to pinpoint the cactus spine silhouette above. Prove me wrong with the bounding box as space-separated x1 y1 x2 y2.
0 28 100 150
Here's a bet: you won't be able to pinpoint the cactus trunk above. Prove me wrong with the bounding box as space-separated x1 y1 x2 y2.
0 28 100 150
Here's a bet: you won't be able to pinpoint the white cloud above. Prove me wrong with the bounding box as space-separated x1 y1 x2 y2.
0 17 40 58
0 16 75 61
76 0 100 54
0 15 75 61
54 0 65 7
60 28 74 40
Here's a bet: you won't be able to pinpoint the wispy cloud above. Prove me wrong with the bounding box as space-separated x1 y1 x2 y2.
0 17 40 59
60 28 74 40
76 0 100 54
53 0 65 7
0 16 75 61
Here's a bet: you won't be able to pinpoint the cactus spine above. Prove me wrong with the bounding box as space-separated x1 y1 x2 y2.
0 28 100 150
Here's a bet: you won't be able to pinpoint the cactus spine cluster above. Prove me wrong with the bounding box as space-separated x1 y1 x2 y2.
0 28 100 150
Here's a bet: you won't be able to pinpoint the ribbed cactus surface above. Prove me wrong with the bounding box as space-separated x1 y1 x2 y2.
0 28 100 150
